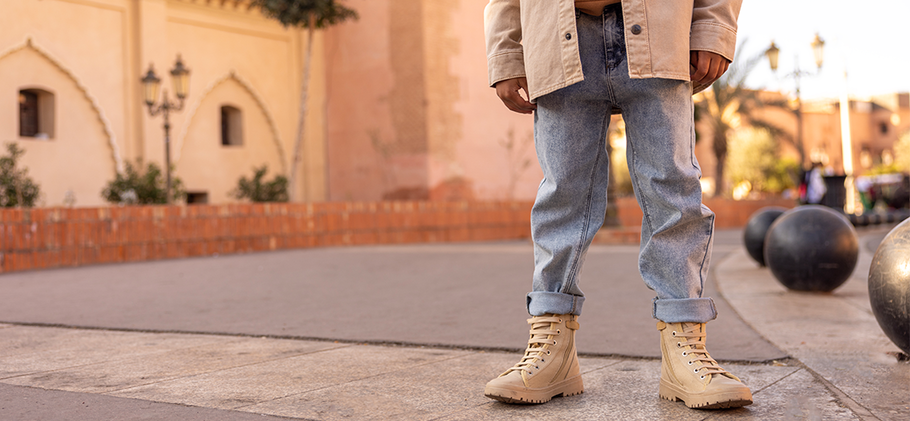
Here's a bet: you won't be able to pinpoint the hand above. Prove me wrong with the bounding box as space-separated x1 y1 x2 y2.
689 51 730 90
494 77 537 114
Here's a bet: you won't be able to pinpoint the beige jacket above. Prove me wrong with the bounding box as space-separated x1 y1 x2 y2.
484 0 742 100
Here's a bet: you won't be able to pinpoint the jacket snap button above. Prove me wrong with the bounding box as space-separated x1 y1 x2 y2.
631 24 642 35
565 33 572 40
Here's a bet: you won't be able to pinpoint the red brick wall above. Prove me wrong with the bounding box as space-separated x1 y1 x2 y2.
0 198 796 273
0 201 533 273
613 197 796 228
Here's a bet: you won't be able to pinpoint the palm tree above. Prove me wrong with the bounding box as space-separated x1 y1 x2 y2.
250 0 357 201
695 45 795 196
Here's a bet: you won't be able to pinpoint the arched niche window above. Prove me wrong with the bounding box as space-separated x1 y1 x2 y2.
220 105 243 146
19 88 55 139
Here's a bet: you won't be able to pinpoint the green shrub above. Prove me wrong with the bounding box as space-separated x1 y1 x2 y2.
232 165 289 202
0 143 41 208
727 127 798 194
102 161 185 205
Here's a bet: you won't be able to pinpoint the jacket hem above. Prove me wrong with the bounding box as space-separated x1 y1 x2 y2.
529 75 585 102
487 50 527 87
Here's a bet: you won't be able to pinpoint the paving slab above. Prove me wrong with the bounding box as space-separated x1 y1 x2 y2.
716 228 910 421
108 343 468 411
0 325 806 421
705 368 860 421
2 333 344 394
0 383 298 421
0 230 783 362
0 327 231 379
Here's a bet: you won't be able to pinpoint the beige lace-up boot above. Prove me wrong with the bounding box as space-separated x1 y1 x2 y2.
657 321 753 409
484 314 583 404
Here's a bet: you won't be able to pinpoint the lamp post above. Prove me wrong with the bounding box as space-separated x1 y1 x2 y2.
765 33 825 168
141 55 190 204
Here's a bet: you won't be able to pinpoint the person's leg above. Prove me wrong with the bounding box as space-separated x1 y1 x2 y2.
526 8 618 318
613 71 717 324
608 11 752 410
484 8 617 404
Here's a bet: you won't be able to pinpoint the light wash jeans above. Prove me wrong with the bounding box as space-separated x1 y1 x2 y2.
527 5 717 323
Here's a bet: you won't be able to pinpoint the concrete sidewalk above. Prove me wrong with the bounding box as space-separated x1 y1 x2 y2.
0 229 907 420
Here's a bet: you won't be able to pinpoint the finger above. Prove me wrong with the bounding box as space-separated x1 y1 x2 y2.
505 94 535 114
498 89 533 114
702 55 723 84
497 81 536 114
518 80 537 110
692 52 710 84
689 51 699 78
694 51 726 86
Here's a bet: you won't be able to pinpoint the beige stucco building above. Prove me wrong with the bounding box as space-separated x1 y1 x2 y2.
2 0 341 206
1 0 543 207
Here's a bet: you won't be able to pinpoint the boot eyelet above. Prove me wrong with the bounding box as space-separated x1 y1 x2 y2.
547 351 551 355
557 329 561 334
553 341 557 345
671 331 676 337
676 342 681 348
688 361 693 365
693 368 699 373
700 375 706 380
681 351 687 356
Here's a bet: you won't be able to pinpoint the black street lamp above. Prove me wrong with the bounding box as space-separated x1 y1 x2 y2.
141 55 190 204
766 34 825 168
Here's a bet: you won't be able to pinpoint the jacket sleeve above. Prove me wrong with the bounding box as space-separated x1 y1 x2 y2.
690 0 742 62
484 0 526 87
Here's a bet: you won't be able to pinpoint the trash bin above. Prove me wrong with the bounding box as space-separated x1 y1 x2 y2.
822 175 847 210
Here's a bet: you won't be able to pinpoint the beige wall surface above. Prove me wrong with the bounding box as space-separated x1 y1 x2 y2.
1 0 128 206
0 0 327 206
0 46 117 207
439 0 542 201
325 0 429 201
324 0 541 202
176 76 285 203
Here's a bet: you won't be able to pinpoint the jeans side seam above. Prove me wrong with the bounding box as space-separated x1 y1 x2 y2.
696 211 715 296
626 132 655 235
688 100 700 171
562 112 609 294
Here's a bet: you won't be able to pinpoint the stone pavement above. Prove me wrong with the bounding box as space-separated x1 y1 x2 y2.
0 229 907 420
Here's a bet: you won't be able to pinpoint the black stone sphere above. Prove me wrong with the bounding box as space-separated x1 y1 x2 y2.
868 219 910 354
764 205 859 292
743 207 788 266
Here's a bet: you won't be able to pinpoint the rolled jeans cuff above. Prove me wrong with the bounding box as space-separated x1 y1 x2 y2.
527 291 585 316
652 297 717 323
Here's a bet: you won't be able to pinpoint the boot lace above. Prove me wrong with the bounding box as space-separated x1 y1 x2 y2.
672 322 728 380
503 315 562 376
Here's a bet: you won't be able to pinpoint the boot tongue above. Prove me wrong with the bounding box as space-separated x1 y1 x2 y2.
529 321 555 342
680 322 706 349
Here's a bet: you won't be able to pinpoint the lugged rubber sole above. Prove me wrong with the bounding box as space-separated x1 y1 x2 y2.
659 379 753 409
484 375 584 404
